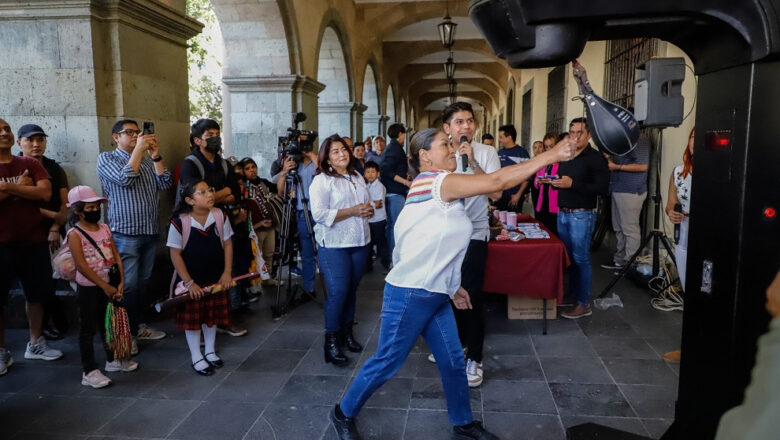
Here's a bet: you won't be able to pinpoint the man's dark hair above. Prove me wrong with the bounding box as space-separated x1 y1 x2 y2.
498 124 517 142
364 161 380 171
442 102 474 124
387 123 406 140
112 119 138 135
191 118 221 139
354 141 365 148
481 133 494 142
569 117 588 130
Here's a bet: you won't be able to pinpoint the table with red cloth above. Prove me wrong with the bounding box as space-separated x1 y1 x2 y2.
483 214 570 305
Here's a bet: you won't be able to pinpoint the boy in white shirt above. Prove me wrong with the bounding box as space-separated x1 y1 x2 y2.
364 161 390 271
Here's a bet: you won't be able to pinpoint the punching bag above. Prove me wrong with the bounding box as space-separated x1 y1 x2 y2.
572 60 640 156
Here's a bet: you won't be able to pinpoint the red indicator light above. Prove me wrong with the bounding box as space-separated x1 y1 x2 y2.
765 207 777 219
718 138 729 146
705 130 732 151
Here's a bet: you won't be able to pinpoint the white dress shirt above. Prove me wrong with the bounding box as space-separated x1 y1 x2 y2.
309 172 371 248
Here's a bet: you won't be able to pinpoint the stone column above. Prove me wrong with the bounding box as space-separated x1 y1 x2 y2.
351 103 368 141
222 74 324 177
363 114 382 139
379 115 391 138
317 102 354 141
0 0 201 192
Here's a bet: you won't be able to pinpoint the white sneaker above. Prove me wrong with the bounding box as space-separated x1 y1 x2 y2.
427 353 437 363
24 338 63 361
466 359 484 387
131 338 139 356
81 369 112 388
105 359 139 372
137 324 166 341
0 348 13 376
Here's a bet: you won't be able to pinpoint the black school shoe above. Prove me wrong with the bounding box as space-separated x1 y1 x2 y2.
453 421 499 440
330 405 361 440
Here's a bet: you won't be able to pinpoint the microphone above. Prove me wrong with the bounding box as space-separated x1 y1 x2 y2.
460 136 469 172
673 203 682 244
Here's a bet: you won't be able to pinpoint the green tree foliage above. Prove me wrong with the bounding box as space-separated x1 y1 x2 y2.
187 0 222 124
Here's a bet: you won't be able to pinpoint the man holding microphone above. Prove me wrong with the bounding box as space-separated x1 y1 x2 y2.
436 102 501 387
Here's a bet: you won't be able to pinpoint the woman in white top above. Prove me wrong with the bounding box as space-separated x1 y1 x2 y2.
331 128 575 440
666 127 694 290
309 135 374 366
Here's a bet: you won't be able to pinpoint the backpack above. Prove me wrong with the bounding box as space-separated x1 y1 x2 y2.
168 208 227 298
51 239 76 281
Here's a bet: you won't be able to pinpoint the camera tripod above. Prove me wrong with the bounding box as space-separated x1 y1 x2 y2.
272 166 324 319
597 129 678 299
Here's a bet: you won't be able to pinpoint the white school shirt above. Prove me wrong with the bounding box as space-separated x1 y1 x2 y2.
385 171 473 297
166 210 234 249
454 141 501 240
309 172 371 248
367 179 387 223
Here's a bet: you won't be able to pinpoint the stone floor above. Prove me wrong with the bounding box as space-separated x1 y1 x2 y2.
0 246 682 440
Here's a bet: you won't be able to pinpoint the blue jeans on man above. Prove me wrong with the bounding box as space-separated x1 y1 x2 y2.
113 233 158 336
297 210 316 293
384 193 405 255
340 284 473 426
557 210 597 306
318 245 369 333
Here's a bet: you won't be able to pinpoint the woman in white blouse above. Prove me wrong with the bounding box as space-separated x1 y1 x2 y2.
309 135 374 366
330 128 575 440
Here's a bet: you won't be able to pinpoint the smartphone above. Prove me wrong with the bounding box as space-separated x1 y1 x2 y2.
142 121 155 135
543 174 560 180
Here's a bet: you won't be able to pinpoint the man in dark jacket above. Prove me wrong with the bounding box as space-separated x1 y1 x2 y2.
379 123 410 256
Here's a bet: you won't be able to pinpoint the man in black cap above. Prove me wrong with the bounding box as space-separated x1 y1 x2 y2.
17 124 70 340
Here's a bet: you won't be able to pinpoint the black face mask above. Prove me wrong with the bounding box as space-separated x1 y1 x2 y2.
83 210 101 224
204 136 222 154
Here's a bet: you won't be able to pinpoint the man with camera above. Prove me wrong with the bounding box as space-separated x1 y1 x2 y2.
97 119 172 352
276 137 319 298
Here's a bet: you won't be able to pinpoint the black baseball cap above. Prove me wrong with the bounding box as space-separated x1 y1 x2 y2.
17 124 48 139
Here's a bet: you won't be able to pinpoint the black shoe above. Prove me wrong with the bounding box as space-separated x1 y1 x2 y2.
192 359 214 376
324 332 349 366
453 421 499 440
42 327 65 341
330 404 361 440
339 322 363 353
204 352 224 368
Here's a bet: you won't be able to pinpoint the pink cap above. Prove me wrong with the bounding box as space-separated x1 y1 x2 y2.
67 185 107 207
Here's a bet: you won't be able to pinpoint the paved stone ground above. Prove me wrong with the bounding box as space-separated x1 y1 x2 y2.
0 246 681 439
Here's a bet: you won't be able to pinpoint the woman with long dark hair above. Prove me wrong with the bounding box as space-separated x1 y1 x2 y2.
309 134 373 366
330 128 575 440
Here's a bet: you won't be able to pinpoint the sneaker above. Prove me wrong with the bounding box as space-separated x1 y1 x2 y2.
0 348 13 376
24 338 63 361
105 359 139 372
428 347 467 363
466 359 484 387
453 420 499 440
217 324 248 337
131 338 139 356
137 324 166 341
81 369 112 389
560 304 593 319
600 261 624 270
290 266 302 278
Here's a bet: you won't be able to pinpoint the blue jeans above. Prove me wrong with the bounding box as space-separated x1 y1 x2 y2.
297 210 316 292
385 193 405 255
340 284 473 426
557 210 597 306
318 245 370 333
113 233 158 336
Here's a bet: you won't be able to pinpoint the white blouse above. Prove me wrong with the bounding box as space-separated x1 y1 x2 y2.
309 172 371 248
385 171 473 297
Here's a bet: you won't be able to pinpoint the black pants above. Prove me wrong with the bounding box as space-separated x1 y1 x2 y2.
536 211 559 237
453 239 488 363
368 220 391 268
78 285 113 373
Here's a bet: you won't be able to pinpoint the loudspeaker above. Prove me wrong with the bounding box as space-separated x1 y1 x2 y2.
634 58 685 127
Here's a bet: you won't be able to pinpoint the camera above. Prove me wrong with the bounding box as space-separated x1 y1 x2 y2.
278 112 318 166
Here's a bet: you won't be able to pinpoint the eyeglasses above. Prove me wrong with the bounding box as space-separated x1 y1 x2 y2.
118 129 141 136
193 187 216 196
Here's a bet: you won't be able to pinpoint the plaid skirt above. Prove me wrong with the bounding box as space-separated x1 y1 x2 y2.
174 290 231 330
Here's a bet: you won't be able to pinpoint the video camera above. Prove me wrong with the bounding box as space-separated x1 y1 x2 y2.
278 112 318 165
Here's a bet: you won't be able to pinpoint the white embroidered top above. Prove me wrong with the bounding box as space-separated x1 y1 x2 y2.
309 172 371 248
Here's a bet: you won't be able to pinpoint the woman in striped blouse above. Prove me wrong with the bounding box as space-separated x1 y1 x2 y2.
330 128 575 440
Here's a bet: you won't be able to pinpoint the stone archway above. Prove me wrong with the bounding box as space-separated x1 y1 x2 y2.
362 63 381 138
385 84 396 135
316 26 353 139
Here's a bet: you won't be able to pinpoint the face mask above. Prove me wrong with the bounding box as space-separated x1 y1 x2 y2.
83 210 101 224
204 136 222 154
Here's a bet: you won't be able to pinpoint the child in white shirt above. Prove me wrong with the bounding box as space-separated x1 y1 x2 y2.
364 161 390 270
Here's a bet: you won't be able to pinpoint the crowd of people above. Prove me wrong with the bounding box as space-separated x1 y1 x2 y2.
2 100 756 440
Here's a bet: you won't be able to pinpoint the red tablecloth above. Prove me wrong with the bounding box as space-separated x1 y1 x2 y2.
482 215 570 303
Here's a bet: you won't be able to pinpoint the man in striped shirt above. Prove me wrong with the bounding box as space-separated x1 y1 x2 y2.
97 120 172 352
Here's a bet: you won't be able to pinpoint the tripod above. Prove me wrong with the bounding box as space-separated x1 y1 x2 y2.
597 129 678 299
272 166 323 319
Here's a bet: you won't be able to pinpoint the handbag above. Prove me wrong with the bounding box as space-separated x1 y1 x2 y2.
74 226 121 287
